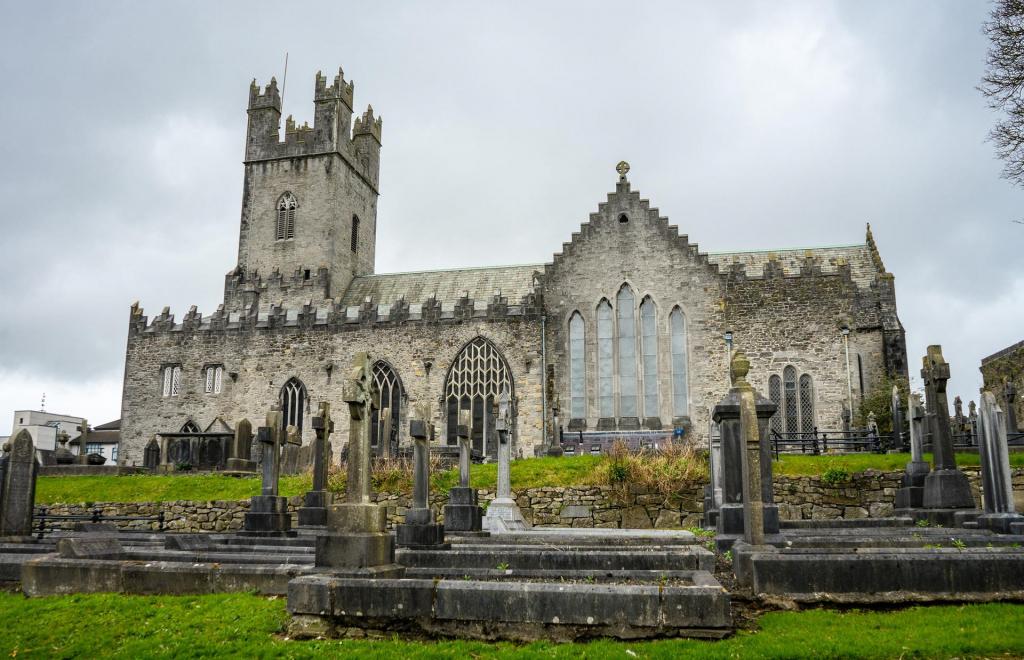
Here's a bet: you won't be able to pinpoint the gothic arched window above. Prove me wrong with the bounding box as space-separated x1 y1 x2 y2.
596 300 614 418
783 366 798 434
444 337 514 456
799 374 815 434
670 307 689 418
276 192 297 241
180 420 200 434
351 215 360 252
768 374 783 434
616 285 638 418
280 377 306 433
204 365 223 395
640 297 659 419
568 312 586 420
162 365 182 397
370 361 403 455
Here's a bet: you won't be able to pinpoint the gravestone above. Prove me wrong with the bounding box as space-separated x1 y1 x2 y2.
241 409 294 536
315 353 403 576
890 386 907 452
1003 380 1019 433
77 419 90 465
280 425 301 475
919 346 976 521
895 392 930 509
396 404 448 548
444 409 484 533
54 431 75 465
379 407 393 459
977 391 1024 533
298 402 334 527
733 352 769 546
143 437 161 470
482 387 530 531
714 354 779 543
225 418 257 475
546 398 564 457
703 421 723 527
0 430 38 538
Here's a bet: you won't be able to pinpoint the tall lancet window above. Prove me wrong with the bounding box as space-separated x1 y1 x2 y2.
568 312 586 420
768 375 783 434
670 307 689 417
276 192 297 241
799 374 815 434
783 366 798 434
639 297 659 418
616 285 637 418
596 300 614 418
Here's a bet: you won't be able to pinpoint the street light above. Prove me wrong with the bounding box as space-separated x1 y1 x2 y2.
840 325 853 426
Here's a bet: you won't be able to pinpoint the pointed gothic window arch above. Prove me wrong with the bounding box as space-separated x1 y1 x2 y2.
669 307 689 418
639 297 659 419
616 285 638 418
444 337 514 456
180 420 200 434
768 375 783 434
276 192 297 241
370 360 403 455
783 366 798 434
568 312 586 420
280 377 306 433
799 374 815 434
596 300 614 418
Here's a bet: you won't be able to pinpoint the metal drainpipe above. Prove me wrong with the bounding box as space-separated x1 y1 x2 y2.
540 314 548 451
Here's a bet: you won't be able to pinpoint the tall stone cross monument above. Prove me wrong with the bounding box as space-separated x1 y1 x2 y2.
298 402 334 527
315 353 402 576
443 408 483 533
77 419 90 465
920 345 976 515
482 386 529 531
895 392 930 511
396 403 448 548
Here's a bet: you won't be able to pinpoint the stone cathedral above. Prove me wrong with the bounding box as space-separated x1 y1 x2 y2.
117 67 908 465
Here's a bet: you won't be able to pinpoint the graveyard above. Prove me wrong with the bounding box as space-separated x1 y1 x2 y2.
0 347 1022 656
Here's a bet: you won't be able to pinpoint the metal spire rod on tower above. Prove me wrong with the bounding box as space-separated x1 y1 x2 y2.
280 52 289 118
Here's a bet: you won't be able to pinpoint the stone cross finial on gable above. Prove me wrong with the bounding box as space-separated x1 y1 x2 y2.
616 160 630 181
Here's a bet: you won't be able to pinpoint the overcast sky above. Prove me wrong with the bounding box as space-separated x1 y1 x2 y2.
0 1 1020 434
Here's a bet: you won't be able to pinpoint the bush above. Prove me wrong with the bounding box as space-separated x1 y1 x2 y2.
855 374 910 431
603 440 709 495
821 464 850 486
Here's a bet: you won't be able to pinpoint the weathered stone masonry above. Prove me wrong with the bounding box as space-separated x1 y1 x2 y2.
118 66 908 465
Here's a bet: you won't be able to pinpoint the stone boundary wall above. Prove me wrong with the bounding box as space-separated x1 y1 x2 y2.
37 469 1024 533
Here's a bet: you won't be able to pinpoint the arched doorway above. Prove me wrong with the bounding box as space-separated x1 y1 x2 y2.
444 337 515 457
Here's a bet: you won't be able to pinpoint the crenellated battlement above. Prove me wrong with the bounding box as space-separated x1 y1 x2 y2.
314 67 354 107
129 288 544 338
244 66 382 189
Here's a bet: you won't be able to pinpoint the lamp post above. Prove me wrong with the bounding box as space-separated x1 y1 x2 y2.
840 325 853 425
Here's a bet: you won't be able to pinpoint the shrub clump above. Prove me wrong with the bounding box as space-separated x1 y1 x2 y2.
604 440 709 496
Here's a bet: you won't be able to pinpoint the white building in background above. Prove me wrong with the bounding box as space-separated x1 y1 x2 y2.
9 410 84 451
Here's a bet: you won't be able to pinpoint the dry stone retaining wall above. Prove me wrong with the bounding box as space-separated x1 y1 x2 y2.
38 469 1024 533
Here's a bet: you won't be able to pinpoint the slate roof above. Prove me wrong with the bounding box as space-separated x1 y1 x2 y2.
341 264 543 306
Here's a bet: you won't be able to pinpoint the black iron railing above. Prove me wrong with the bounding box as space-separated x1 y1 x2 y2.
769 428 891 458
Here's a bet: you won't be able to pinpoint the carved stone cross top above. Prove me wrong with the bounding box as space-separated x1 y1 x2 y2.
921 345 951 395
409 403 433 441
310 402 333 493
495 386 512 442
456 409 471 444
311 401 335 439
342 352 378 421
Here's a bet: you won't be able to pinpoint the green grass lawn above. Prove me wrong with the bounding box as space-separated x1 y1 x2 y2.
0 592 1022 658
36 452 1020 504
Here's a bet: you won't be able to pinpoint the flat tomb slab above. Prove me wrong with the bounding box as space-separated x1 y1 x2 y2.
745 547 1024 602
22 557 317 596
287 573 731 641
396 547 713 572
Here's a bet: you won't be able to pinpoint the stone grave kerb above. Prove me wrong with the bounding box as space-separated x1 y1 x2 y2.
0 429 38 539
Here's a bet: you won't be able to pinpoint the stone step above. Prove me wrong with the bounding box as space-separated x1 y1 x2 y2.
397 546 713 572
